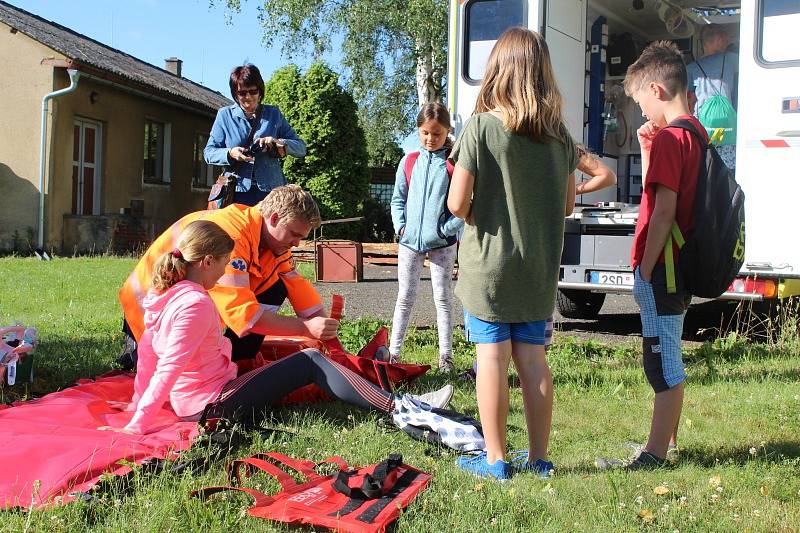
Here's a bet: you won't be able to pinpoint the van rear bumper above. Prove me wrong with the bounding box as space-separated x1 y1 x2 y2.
557 282 765 301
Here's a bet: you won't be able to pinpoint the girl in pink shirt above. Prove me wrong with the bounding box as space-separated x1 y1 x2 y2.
102 220 448 435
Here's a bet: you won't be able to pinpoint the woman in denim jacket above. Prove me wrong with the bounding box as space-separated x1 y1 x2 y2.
389 103 464 371
204 64 306 205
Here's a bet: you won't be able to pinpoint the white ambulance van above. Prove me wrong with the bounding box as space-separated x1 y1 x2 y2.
447 0 800 318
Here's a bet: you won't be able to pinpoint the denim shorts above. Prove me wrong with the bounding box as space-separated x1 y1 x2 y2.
464 311 554 345
633 265 691 392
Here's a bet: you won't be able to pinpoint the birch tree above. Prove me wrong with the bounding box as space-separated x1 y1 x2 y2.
222 0 448 165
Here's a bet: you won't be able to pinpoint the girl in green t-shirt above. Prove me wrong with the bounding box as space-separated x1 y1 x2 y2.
448 27 579 480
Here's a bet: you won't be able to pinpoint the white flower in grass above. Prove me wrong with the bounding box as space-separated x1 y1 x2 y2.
749 447 757 456
635 495 644 505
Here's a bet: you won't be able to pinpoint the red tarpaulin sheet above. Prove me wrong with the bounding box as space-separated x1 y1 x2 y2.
0 296 429 510
0 372 198 509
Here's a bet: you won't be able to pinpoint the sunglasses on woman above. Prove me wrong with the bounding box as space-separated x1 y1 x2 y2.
236 88 260 97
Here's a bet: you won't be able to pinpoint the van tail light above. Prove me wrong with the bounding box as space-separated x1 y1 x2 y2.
728 277 777 299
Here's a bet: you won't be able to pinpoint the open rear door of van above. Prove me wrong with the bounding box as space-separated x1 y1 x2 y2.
736 1 800 289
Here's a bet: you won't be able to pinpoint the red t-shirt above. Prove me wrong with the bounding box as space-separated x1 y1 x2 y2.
631 115 707 268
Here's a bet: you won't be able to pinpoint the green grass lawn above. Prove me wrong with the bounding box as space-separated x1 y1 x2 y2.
1 257 798 532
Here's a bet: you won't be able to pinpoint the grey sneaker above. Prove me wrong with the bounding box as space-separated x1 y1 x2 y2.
596 450 667 471
438 354 454 373
373 346 392 362
625 441 678 462
411 384 454 409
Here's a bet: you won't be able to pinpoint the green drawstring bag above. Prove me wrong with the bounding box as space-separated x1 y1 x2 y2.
699 94 737 146
696 54 737 146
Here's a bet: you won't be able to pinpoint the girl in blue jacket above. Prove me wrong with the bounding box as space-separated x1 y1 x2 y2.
389 103 464 371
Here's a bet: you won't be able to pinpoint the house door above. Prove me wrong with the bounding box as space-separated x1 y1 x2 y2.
72 119 102 215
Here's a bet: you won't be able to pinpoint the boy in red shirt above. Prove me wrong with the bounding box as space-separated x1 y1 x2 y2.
599 41 707 470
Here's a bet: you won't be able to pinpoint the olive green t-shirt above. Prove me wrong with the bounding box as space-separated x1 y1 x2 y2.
449 113 578 322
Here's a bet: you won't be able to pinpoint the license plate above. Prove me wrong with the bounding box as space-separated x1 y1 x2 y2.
590 271 634 286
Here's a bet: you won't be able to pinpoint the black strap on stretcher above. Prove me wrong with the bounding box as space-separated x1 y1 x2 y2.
328 453 421 524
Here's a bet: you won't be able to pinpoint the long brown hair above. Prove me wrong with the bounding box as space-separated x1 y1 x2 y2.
417 102 454 150
151 220 234 292
475 27 567 143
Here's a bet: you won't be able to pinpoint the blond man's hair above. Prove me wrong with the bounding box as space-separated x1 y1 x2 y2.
257 184 321 228
624 40 687 99
475 27 568 143
152 220 234 292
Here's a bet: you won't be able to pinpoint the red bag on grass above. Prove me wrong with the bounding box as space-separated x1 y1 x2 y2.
192 452 431 533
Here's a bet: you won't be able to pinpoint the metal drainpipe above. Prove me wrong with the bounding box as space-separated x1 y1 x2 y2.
38 68 80 248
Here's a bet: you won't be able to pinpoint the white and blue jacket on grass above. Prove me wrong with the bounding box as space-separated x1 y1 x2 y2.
390 148 464 253
204 104 306 193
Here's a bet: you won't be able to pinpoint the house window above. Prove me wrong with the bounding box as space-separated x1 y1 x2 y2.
143 119 171 183
193 133 219 188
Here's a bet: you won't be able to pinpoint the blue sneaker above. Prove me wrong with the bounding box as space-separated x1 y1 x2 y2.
510 450 555 478
457 452 513 480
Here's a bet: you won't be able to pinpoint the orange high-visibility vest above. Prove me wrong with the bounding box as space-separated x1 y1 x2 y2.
119 205 322 341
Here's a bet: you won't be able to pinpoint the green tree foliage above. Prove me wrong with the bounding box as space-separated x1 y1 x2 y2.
223 0 447 166
264 63 371 238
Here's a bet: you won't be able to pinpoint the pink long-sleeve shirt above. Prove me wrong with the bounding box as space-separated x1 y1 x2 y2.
125 280 238 434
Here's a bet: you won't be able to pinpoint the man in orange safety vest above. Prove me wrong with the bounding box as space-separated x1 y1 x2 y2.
118 185 338 365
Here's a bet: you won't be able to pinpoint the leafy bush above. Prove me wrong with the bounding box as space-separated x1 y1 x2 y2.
264 63 370 239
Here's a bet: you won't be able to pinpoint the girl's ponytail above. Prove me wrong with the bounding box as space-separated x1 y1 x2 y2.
152 249 189 292
150 220 234 292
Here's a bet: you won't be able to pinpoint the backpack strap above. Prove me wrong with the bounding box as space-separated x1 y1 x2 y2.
663 118 703 294
403 151 420 187
445 159 455 177
403 151 454 187
664 223 687 294
668 118 707 145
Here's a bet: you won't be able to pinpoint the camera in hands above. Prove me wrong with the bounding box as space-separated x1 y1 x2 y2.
244 139 286 158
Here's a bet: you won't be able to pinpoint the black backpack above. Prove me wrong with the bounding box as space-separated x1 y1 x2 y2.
663 118 745 298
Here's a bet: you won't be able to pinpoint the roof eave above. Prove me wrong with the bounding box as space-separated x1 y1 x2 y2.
41 58 221 118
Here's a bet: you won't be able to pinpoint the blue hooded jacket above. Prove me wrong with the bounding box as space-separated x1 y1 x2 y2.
390 148 464 253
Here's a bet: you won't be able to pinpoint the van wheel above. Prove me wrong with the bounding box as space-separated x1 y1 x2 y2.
556 289 606 319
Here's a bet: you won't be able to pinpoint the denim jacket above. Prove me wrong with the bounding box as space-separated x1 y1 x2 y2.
204 104 306 193
390 148 464 253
